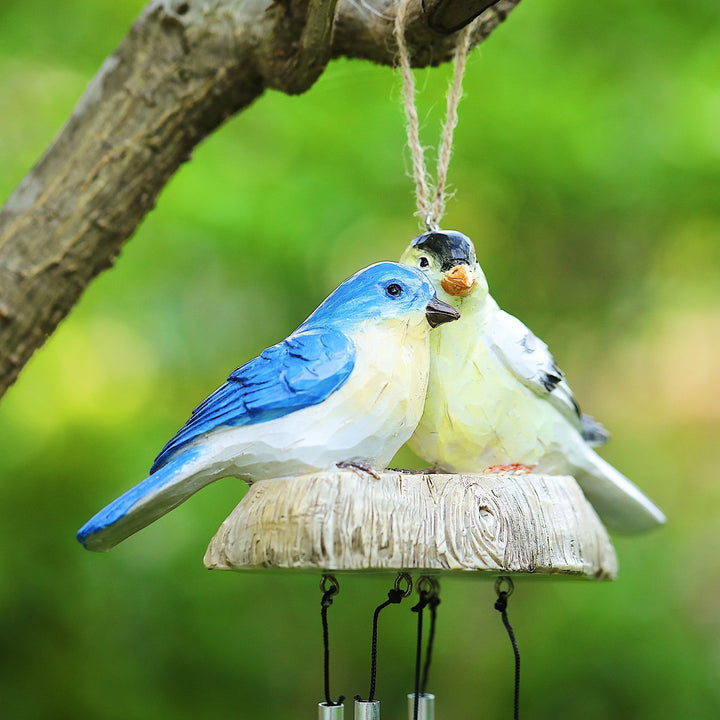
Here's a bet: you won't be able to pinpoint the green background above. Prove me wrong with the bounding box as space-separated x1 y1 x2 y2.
1 0 719 718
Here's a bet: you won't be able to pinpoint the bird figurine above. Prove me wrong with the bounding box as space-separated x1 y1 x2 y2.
400 230 665 533
78 262 459 551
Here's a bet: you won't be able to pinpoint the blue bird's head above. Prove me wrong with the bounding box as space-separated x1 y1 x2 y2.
299 262 460 334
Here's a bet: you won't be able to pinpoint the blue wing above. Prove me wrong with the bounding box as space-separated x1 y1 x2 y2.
150 328 356 473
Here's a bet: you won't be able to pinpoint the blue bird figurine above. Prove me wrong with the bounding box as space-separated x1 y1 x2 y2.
78 262 459 551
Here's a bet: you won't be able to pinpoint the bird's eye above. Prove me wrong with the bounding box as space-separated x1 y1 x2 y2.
418 257 430 269
386 283 403 297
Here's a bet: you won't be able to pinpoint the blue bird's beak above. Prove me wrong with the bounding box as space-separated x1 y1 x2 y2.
426 297 460 327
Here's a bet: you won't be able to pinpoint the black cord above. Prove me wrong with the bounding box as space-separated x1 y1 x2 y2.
411 576 440 720
368 573 412 702
411 586 430 720
421 579 440 694
319 575 344 707
494 577 520 720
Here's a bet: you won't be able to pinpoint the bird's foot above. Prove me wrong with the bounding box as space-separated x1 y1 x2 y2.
337 461 383 480
485 463 536 474
388 462 445 474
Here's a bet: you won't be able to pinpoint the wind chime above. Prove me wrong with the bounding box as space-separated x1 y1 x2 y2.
78 1 664 717
202 3 630 718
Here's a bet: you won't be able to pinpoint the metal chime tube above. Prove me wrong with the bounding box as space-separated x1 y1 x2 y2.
354 698 380 720
407 693 435 720
318 701 345 719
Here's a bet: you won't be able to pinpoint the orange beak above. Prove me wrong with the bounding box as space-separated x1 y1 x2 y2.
441 264 476 297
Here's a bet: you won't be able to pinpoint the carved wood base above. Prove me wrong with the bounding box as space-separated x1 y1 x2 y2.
204 470 618 579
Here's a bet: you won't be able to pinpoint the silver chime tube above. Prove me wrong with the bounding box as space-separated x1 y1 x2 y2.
318 701 345 719
354 698 380 720
407 693 435 720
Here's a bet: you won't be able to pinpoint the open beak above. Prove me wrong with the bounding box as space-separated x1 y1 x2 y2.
441 264 476 297
426 297 460 328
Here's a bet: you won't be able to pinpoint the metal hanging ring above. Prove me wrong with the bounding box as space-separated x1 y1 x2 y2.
321 574 340 596
424 213 440 233
495 575 514 598
416 575 435 596
394 572 413 597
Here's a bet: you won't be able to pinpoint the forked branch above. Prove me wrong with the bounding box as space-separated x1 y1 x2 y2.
0 0 520 399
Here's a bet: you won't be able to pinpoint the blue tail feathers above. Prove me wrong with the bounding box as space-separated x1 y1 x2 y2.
77 448 204 552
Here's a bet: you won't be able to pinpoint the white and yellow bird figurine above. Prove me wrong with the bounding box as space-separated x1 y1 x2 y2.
400 230 665 533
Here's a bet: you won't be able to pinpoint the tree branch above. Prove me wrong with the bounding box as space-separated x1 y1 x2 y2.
0 0 520 399
424 0 505 35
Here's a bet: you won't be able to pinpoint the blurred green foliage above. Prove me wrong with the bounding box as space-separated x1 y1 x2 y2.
1 0 719 718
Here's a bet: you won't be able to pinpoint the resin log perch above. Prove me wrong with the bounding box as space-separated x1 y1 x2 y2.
204 470 618 579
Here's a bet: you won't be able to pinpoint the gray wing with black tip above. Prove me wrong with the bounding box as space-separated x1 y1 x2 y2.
485 308 587 432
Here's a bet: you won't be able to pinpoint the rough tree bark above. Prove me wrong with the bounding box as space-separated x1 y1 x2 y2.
0 0 520 400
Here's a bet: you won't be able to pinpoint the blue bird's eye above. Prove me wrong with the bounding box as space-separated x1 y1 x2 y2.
386 283 403 297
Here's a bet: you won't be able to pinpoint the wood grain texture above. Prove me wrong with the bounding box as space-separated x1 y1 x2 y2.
0 0 520 399
204 470 618 579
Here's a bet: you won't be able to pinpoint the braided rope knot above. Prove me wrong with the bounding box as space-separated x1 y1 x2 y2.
394 0 473 229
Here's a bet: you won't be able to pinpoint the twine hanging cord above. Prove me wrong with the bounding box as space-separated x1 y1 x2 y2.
394 0 473 231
